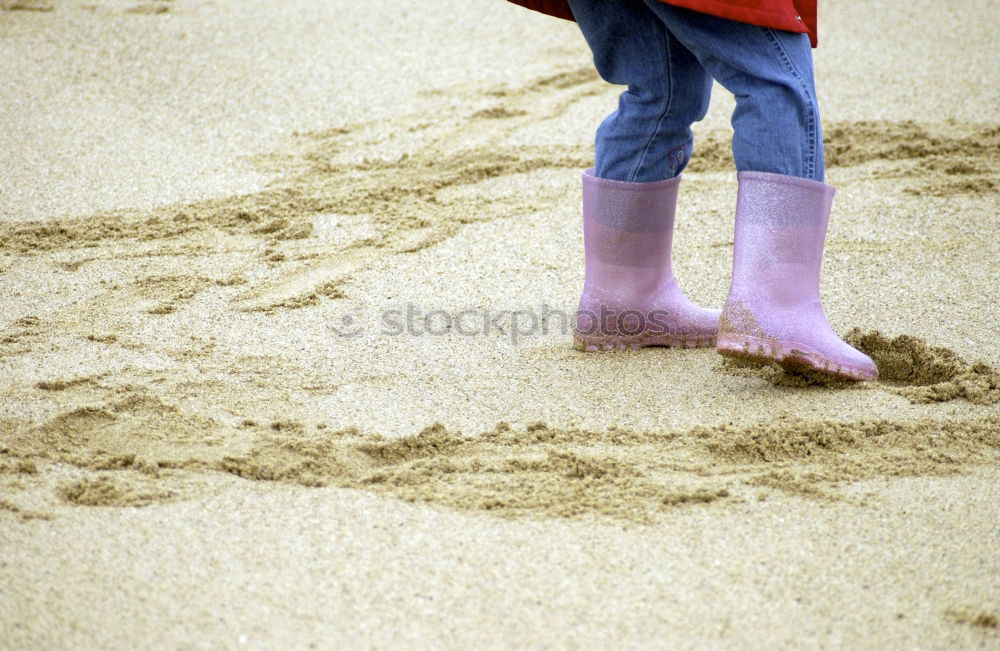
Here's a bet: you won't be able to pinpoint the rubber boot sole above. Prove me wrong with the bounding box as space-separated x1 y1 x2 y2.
573 332 716 352
716 334 877 381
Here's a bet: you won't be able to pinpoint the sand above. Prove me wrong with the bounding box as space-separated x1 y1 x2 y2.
1 0 999 648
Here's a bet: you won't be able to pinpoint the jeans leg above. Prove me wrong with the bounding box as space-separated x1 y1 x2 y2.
566 0 713 182
642 1 824 181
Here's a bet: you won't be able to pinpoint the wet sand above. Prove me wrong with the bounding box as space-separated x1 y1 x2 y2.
1 0 999 647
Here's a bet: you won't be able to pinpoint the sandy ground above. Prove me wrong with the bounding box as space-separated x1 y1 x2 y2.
1 0 999 648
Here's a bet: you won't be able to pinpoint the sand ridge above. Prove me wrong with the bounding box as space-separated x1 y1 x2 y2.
218 413 998 521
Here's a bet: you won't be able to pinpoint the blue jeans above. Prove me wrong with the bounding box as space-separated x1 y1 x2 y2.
565 0 824 182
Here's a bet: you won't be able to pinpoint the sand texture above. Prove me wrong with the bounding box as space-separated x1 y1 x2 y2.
1 0 999 648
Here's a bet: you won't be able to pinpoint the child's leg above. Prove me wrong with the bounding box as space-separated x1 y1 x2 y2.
640 1 823 181
566 0 713 182
639 3 875 379
564 0 720 351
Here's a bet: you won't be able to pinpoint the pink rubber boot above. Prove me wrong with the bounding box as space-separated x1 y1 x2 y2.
716 171 878 381
573 169 720 351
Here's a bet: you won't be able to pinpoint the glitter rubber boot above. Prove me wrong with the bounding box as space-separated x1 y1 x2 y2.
716 171 878 380
573 169 720 351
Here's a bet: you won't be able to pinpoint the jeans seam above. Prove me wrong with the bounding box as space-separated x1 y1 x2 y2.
628 25 674 182
763 28 817 180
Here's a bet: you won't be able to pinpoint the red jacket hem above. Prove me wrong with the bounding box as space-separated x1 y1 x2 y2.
506 0 819 47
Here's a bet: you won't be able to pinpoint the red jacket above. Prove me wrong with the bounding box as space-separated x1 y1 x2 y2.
507 0 819 47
